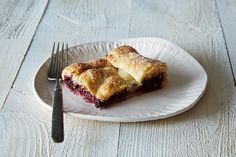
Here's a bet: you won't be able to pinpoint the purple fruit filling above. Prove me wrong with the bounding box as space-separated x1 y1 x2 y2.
141 73 164 92
63 73 164 108
64 76 103 107
64 75 126 108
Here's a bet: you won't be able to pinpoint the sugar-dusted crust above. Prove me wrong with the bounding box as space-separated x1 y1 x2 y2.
62 45 168 105
62 58 138 101
62 58 111 78
106 45 167 83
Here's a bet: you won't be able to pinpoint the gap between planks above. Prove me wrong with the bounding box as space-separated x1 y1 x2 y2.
1 0 50 110
214 0 236 86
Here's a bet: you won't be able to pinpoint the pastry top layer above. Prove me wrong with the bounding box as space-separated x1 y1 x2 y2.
62 45 167 101
62 58 138 101
106 46 167 83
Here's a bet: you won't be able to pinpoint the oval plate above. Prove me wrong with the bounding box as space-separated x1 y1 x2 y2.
33 37 207 122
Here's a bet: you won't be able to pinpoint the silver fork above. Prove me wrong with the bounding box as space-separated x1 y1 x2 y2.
48 42 68 143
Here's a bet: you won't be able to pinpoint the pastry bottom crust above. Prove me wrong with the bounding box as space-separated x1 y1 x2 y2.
63 74 165 108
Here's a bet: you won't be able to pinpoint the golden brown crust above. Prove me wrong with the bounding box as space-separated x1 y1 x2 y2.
62 58 111 77
106 45 167 83
62 45 167 101
62 58 137 101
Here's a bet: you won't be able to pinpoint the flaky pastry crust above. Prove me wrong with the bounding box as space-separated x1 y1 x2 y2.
62 45 167 103
106 46 167 83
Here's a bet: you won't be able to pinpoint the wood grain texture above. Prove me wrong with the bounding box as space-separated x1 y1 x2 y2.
229 89 236 157
0 111 50 157
215 1 236 154
3 89 120 157
0 0 49 109
118 0 235 156
2 0 132 156
216 0 236 85
0 0 48 39
1 0 236 156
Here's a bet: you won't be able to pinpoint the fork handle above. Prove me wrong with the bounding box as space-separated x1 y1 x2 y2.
51 88 64 143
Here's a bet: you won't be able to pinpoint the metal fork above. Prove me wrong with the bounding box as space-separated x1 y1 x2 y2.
48 42 68 143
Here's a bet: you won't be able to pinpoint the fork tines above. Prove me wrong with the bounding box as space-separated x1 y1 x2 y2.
48 42 68 80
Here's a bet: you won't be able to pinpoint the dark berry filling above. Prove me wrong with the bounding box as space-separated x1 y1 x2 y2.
140 73 164 92
63 73 164 108
64 75 103 107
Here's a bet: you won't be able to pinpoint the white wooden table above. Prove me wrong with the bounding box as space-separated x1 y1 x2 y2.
0 0 236 156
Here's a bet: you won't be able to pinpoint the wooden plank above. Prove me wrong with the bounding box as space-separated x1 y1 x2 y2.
0 110 50 157
2 0 235 156
3 89 120 157
229 90 236 156
118 0 234 156
216 0 236 85
0 0 49 109
216 0 236 154
2 0 132 156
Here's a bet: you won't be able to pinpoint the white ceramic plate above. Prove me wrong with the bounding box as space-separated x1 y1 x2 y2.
33 37 207 122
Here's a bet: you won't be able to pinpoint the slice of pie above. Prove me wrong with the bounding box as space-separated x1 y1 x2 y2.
62 45 167 108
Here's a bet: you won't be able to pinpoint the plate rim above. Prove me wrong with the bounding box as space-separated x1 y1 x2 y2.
32 37 208 122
